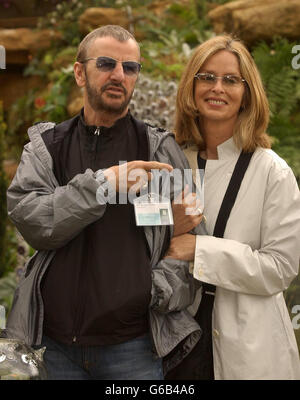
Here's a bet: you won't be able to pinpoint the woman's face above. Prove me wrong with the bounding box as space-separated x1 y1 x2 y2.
194 50 245 127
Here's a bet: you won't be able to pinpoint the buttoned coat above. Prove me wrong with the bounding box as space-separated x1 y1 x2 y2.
184 138 300 380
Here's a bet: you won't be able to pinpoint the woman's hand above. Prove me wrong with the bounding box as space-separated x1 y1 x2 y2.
172 186 203 236
165 233 196 261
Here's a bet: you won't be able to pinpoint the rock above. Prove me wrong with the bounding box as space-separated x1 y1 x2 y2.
79 8 130 34
207 0 300 45
78 2 190 41
0 28 60 52
0 73 43 111
147 0 173 16
147 0 191 16
0 17 39 29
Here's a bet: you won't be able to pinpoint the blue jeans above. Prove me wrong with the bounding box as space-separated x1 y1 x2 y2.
36 334 163 380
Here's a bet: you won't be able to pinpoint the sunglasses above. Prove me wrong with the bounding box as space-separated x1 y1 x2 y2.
195 72 246 86
81 56 141 76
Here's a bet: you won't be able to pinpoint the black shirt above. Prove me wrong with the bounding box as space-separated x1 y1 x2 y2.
197 152 207 170
41 110 152 345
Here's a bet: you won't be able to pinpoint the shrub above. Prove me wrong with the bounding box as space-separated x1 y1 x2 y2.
0 101 8 278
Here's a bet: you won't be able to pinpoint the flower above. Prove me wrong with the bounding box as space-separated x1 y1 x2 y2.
34 97 46 109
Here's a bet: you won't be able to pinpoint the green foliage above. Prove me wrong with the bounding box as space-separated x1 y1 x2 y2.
37 0 113 47
5 0 215 134
138 1 213 79
252 38 300 180
0 102 8 278
285 273 300 312
0 272 18 313
7 90 36 154
2 224 18 276
0 105 17 278
7 54 75 157
43 68 74 121
285 273 300 354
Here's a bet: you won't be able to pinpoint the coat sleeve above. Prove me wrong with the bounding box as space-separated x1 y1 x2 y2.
193 165 300 296
149 133 206 312
150 258 201 313
7 143 108 250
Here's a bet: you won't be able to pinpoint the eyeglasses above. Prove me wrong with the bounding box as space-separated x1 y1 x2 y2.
195 72 246 86
81 56 142 76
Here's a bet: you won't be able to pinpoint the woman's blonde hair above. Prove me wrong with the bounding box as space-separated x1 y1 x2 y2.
175 35 271 151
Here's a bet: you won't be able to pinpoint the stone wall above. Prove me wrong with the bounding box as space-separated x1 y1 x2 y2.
0 28 60 111
208 0 300 45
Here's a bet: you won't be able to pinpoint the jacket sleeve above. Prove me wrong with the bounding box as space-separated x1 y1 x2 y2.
150 257 202 313
7 143 108 250
149 133 206 312
193 165 300 296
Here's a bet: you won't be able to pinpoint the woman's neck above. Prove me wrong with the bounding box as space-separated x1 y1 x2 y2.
199 119 235 160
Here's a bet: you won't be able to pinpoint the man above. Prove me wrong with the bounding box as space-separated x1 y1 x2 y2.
6 25 204 380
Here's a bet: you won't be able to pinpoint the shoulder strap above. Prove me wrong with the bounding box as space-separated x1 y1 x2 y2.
202 151 254 295
213 151 254 238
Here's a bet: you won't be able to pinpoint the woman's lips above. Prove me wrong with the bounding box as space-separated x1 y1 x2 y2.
205 98 227 105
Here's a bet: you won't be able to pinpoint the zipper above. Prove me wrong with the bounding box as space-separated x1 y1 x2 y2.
34 251 57 345
71 224 92 345
94 127 101 136
71 127 101 343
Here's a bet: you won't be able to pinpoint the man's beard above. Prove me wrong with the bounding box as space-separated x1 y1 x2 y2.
85 75 133 115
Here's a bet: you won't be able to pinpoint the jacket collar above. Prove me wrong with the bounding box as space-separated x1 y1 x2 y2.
78 108 131 137
216 137 240 160
27 122 56 172
183 136 241 161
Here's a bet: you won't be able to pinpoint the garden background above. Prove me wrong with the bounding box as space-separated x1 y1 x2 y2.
0 0 299 353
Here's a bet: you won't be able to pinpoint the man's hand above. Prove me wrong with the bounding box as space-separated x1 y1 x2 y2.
172 186 203 236
103 160 173 193
164 233 196 261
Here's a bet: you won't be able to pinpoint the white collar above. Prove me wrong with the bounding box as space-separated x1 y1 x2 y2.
183 137 241 160
216 137 240 160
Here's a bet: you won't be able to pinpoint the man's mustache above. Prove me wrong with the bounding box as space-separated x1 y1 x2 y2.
101 82 127 95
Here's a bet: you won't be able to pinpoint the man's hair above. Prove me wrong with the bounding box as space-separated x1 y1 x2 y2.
175 34 271 152
76 25 140 62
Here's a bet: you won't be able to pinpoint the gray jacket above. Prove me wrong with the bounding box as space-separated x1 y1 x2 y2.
6 121 205 372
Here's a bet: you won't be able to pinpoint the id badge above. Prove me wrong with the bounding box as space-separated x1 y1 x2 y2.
133 193 174 226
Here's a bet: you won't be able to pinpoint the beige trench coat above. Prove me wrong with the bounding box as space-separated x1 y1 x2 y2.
184 138 300 380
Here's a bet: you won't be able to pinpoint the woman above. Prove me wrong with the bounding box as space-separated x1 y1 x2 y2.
166 35 300 380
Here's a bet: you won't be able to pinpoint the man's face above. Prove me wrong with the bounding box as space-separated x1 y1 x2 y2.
76 36 140 116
